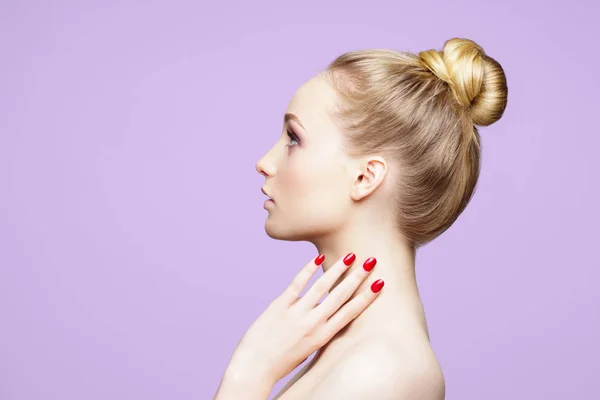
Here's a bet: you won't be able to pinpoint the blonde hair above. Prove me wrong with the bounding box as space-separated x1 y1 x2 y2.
325 38 508 248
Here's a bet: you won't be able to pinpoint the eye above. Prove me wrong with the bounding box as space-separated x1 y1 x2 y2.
286 129 300 147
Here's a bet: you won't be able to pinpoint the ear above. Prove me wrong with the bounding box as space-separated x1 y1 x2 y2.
350 156 388 201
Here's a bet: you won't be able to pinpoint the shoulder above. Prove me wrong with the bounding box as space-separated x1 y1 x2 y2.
311 338 445 400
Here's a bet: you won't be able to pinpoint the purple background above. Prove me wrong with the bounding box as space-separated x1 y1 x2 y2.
1 1 598 399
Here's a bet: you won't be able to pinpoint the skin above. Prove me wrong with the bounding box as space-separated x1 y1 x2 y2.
254 73 446 399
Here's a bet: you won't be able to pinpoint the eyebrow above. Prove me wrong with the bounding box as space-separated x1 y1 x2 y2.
284 113 305 130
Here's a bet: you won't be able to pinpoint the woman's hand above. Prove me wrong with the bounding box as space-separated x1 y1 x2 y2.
214 253 384 399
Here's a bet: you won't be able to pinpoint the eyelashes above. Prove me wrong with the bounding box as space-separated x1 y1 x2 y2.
286 129 300 146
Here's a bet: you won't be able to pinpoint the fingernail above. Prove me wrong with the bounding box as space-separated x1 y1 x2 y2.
343 253 356 266
371 279 385 293
363 257 377 272
315 254 325 266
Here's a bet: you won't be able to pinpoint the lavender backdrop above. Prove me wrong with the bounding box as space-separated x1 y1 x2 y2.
1 1 598 399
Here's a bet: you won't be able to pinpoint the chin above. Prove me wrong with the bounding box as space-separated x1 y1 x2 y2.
264 216 332 242
264 221 305 241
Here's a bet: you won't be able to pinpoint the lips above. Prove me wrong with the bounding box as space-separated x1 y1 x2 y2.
261 187 273 201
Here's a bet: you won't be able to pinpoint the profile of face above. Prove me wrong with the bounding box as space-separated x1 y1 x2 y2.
255 74 367 242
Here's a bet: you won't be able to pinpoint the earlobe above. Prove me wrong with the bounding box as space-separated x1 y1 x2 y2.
350 157 387 201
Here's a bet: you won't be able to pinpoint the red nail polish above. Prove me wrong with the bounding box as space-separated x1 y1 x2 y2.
315 254 325 266
363 257 377 271
343 253 356 266
371 279 384 293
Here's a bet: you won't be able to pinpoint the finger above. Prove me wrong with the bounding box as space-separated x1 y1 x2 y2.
321 278 384 339
280 254 325 304
314 257 376 321
296 253 356 309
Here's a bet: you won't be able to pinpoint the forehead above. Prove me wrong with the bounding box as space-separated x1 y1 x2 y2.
286 74 341 142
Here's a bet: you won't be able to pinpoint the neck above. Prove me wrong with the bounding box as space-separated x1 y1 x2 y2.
310 217 429 343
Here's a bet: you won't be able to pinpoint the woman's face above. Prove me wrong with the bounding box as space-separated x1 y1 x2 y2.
256 74 356 241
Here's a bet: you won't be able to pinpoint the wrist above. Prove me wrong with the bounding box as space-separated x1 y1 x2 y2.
214 366 275 400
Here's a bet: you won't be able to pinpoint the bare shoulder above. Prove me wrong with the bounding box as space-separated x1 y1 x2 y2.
310 337 445 400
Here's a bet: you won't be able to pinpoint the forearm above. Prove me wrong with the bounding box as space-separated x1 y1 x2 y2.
213 366 275 400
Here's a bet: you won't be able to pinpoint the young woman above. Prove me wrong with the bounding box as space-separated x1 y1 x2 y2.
214 37 508 399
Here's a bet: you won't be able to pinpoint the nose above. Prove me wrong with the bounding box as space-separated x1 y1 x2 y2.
255 157 267 177
256 150 276 177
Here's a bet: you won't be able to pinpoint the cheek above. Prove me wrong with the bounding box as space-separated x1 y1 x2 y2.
280 156 348 219
276 151 311 194
278 153 334 197
265 151 349 240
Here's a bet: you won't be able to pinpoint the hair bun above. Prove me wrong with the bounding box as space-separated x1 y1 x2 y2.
418 38 508 126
